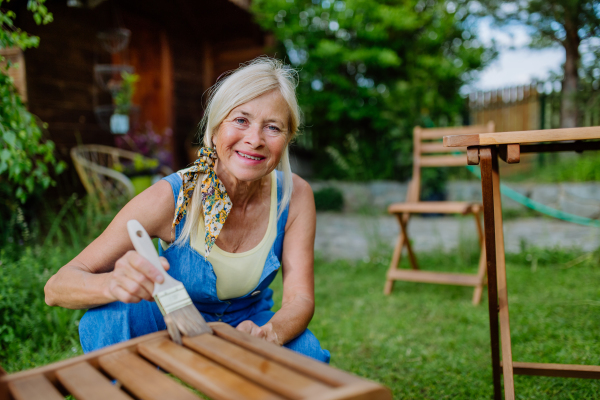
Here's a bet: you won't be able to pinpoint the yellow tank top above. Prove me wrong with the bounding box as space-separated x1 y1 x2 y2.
191 171 278 300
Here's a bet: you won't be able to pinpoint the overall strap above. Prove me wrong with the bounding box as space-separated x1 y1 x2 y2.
162 172 185 239
274 170 290 259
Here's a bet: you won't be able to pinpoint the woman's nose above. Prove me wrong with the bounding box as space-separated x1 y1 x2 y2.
244 124 263 148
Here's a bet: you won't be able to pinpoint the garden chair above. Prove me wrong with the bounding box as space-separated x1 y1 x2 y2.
384 123 494 305
71 144 171 211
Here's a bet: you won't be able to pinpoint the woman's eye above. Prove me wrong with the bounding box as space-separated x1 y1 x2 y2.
267 125 281 132
235 118 246 124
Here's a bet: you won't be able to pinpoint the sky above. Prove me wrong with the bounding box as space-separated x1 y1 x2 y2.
470 17 565 91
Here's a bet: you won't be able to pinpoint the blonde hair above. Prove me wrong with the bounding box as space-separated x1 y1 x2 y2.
175 57 300 247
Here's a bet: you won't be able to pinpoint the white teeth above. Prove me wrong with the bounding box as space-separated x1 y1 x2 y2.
237 151 262 160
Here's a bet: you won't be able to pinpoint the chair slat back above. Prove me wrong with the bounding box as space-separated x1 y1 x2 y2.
407 122 495 202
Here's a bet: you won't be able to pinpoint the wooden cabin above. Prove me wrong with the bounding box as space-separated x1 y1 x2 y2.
8 0 269 171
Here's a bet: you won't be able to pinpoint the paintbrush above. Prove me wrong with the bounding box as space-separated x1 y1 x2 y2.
127 219 212 337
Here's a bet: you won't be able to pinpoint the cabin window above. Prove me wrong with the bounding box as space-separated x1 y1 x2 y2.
0 47 27 102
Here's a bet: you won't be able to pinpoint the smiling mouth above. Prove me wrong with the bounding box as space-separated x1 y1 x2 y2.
236 151 265 161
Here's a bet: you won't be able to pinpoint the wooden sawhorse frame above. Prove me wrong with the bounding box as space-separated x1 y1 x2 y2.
444 126 600 399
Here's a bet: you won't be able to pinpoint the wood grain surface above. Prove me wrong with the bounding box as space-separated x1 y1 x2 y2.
55 362 133 400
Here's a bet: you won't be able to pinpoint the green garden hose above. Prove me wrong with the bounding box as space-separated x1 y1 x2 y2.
466 165 600 228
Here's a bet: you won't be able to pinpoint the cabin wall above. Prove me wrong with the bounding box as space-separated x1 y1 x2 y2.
16 2 114 163
14 0 268 174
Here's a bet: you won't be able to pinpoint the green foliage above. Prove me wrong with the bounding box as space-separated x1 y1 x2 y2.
0 0 52 51
478 0 600 49
252 0 495 180
314 186 344 211
507 153 600 183
1 195 118 372
420 167 449 199
325 133 372 180
0 73 65 203
113 71 139 115
0 0 65 216
112 154 159 175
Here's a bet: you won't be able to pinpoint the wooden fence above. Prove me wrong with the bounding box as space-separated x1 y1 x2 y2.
469 81 600 132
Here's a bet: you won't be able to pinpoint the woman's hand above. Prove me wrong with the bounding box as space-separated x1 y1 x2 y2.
236 321 282 346
106 250 171 303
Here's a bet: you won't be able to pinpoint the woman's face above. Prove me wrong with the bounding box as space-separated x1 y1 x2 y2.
214 89 290 183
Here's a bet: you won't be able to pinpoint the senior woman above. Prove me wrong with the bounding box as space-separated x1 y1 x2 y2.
44 58 330 363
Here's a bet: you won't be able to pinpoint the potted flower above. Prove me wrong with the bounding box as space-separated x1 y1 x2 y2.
110 71 139 134
114 122 174 194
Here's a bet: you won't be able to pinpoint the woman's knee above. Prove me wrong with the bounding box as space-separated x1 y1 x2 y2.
79 300 161 353
284 329 331 364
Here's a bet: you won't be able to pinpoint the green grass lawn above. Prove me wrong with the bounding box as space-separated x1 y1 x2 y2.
275 244 599 399
2 202 599 399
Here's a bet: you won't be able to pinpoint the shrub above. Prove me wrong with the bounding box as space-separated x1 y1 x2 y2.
314 186 344 211
0 195 118 372
0 1 65 245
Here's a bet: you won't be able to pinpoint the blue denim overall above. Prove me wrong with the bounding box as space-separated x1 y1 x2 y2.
79 170 330 363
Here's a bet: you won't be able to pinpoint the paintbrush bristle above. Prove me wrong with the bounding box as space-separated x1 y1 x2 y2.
169 305 213 337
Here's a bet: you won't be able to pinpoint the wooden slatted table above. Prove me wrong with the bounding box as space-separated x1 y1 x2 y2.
444 126 600 400
0 323 391 400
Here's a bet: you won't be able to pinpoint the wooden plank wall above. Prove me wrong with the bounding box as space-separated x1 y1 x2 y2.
13 0 268 173
15 2 114 162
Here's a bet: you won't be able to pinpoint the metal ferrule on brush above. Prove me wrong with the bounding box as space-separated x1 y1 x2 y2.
154 284 194 315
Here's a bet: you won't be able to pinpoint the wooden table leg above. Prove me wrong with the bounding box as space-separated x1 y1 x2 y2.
479 147 502 400
491 147 515 399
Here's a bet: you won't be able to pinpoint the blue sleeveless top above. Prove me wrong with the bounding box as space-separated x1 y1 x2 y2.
158 170 289 317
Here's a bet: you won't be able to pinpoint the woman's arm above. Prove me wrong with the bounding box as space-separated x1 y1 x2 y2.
44 180 175 309
237 174 316 345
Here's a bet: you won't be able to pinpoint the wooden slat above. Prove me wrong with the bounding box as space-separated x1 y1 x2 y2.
481 126 600 145
419 155 467 167
387 269 481 286
138 338 283 400
56 362 133 400
8 375 63 400
0 330 169 399
210 323 360 387
503 362 600 379
98 349 199 400
419 124 493 139
388 201 475 215
183 334 330 400
499 144 520 164
445 126 600 147
443 133 480 147
309 382 392 400
420 142 467 154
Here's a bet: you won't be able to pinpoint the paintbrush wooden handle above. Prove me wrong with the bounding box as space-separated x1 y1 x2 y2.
126 219 178 294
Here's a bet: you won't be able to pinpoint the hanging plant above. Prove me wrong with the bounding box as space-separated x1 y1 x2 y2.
110 71 139 134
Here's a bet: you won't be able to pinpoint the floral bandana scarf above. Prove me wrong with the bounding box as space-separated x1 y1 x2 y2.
172 147 232 258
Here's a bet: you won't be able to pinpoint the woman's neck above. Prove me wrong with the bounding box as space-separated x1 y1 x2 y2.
214 161 269 210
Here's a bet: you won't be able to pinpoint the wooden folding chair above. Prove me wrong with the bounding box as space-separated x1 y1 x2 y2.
384 123 494 304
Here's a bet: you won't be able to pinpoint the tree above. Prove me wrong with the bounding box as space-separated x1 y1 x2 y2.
251 0 495 180
0 0 64 240
479 0 600 128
